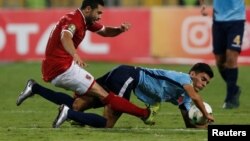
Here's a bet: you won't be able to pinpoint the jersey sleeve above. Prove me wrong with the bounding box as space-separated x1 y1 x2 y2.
179 73 193 86
60 16 78 37
87 22 104 32
181 94 192 111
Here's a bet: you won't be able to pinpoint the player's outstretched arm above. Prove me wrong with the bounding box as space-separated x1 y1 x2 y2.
183 85 214 123
97 22 131 37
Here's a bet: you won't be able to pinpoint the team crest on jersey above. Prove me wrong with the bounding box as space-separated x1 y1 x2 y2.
85 74 92 80
67 24 76 34
178 96 184 104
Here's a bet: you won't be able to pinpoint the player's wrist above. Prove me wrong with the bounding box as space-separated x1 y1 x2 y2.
117 26 124 33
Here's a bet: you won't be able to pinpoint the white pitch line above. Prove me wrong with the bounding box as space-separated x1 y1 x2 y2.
0 127 207 133
88 127 207 132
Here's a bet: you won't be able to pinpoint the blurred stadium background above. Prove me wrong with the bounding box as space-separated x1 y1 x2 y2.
0 0 214 8
1 1 250 141
1 0 250 65
1 0 250 8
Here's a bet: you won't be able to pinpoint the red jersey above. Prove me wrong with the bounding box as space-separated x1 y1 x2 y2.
42 9 103 82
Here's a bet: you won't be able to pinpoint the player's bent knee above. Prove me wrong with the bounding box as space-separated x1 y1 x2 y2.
72 102 82 111
89 83 109 99
72 98 86 111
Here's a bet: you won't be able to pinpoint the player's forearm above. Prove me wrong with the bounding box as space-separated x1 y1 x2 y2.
184 85 208 116
98 22 131 37
192 95 209 118
99 26 124 37
61 31 77 56
62 41 77 57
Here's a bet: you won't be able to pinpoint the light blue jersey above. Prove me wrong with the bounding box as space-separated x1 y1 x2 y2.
134 68 193 110
213 0 246 21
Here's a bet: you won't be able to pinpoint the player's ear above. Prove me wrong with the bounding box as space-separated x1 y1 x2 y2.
189 71 196 77
86 6 92 12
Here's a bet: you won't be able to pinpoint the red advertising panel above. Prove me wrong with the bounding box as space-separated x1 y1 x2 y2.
0 9 71 61
79 8 150 62
0 8 150 62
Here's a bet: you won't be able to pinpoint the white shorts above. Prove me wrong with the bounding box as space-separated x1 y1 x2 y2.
51 61 95 95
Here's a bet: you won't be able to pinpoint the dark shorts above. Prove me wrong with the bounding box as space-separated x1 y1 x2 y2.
212 20 245 54
92 65 140 108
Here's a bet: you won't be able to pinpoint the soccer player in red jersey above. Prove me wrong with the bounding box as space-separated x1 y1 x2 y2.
17 0 156 126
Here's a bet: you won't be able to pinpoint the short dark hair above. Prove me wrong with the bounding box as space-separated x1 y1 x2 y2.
189 62 214 78
80 0 105 9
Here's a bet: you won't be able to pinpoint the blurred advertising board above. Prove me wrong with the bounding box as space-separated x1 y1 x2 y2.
0 7 250 65
149 7 250 65
0 8 150 62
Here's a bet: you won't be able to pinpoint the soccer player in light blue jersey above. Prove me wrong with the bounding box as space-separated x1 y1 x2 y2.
17 63 214 128
199 0 245 109
73 62 214 128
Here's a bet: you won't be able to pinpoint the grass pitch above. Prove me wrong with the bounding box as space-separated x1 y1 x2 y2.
0 61 250 141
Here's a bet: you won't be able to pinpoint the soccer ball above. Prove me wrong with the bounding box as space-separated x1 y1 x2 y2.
188 102 212 125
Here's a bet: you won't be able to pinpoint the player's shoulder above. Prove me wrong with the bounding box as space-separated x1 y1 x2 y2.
170 70 189 78
176 72 192 85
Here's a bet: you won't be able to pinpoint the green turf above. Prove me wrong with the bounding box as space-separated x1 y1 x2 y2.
0 61 250 141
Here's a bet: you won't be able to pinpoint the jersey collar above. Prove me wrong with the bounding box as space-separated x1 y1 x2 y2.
77 8 86 26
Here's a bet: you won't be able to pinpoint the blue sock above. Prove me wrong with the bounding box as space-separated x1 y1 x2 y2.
32 84 74 108
225 68 238 102
68 109 107 128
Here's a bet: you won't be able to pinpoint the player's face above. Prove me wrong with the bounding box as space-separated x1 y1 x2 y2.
190 71 211 92
86 5 103 25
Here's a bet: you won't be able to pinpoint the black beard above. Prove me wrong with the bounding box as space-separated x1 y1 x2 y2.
85 17 93 26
